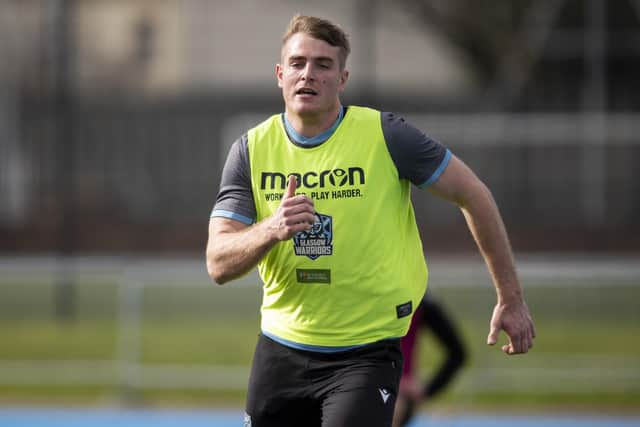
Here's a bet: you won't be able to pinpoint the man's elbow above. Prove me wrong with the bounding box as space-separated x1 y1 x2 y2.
206 256 230 285
454 345 467 370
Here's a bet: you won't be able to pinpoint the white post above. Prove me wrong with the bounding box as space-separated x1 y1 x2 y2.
117 271 143 404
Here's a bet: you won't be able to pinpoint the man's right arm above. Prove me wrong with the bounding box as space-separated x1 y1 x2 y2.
206 217 275 285
206 176 315 284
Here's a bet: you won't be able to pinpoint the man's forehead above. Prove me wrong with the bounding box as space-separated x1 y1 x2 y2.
282 33 340 60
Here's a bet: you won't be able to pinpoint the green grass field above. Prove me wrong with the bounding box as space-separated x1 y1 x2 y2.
1 257 639 413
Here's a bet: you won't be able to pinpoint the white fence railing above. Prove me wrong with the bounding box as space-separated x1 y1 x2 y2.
1 255 639 397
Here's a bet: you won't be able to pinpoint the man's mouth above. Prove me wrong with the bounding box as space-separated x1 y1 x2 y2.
296 88 318 96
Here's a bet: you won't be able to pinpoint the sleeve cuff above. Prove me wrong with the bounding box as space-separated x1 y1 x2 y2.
210 209 254 225
418 149 451 189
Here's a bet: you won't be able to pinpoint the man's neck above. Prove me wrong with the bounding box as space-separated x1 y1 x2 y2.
284 106 345 147
285 105 342 138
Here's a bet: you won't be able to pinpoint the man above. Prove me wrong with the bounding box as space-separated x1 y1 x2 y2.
206 14 535 427
393 296 467 427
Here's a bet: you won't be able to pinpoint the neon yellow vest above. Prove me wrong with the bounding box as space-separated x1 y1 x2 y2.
248 106 427 347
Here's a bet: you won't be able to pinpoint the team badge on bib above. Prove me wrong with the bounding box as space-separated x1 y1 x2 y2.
293 212 333 260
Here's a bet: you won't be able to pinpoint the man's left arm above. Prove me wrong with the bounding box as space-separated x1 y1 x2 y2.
427 154 536 355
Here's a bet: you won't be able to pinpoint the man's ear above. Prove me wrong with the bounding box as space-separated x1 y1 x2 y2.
276 64 283 88
339 69 349 89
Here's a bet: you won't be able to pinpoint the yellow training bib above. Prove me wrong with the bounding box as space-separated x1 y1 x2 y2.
248 106 428 347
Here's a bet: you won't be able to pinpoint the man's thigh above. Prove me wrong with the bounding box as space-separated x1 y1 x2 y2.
319 343 403 427
245 335 320 427
321 384 397 427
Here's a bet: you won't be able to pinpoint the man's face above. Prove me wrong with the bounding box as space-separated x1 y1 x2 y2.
276 33 349 118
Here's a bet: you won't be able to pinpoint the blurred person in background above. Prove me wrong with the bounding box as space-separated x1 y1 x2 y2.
392 296 467 427
206 14 535 427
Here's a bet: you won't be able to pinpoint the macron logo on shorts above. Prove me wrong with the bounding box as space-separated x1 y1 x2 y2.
378 388 391 404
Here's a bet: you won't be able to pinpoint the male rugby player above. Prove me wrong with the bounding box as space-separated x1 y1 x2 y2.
207 14 535 427
393 296 467 427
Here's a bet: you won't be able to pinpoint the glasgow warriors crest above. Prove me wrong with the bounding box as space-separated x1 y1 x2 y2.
293 212 333 260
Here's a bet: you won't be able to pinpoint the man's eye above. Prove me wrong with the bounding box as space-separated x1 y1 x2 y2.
291 62 304 68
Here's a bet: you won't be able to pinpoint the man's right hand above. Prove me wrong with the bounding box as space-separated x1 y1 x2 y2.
267 175 316 241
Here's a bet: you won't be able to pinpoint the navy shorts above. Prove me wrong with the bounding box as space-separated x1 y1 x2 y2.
244 334 403 427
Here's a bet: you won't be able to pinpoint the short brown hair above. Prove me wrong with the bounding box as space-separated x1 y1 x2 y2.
282 15 351 69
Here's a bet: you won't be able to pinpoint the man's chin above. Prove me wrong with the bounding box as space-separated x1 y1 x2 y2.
291 104 322 117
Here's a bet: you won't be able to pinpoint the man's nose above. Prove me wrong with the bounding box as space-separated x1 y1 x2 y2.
301 63 316 80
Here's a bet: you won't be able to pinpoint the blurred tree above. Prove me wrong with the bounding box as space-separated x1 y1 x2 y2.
402 0 538 84
400 0 640 110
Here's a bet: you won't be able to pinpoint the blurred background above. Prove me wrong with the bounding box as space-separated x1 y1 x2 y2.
0 0 639 421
